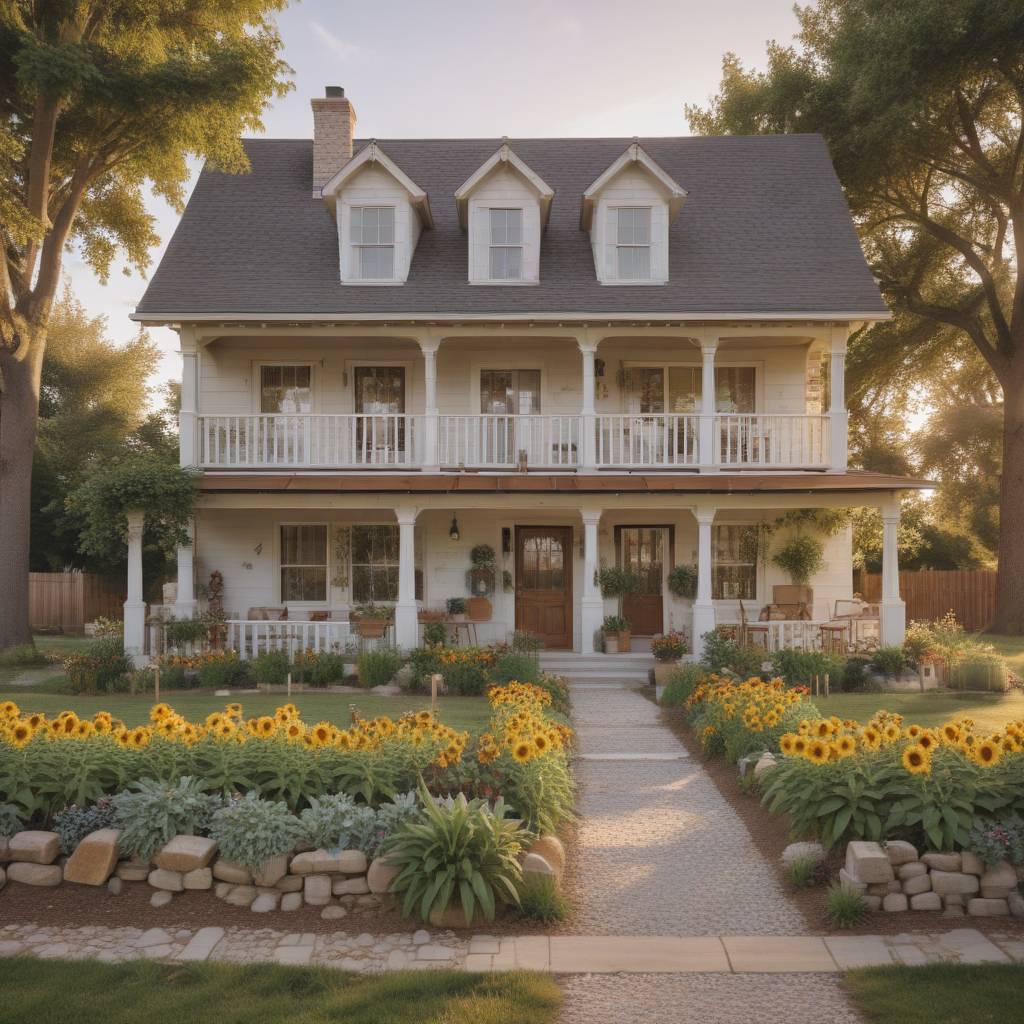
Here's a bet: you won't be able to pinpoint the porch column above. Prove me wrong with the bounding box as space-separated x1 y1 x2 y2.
174 517 197 618
419 336 441 471
828 325 849 472
580 509 604 652
394 506 419 650
692 507 717 658
179 330 199 468
880 496 906 645
578 336 598 472
698 337 719 472
123 509 147 665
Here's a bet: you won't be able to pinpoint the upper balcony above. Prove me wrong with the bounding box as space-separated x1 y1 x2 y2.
180 325 850 475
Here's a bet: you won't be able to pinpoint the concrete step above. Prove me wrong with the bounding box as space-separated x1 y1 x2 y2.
564 671 651 682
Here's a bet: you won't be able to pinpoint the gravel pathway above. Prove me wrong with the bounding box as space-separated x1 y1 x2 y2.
568 685 805 936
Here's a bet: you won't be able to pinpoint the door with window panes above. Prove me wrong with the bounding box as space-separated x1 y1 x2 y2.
354 367 406 464
260 365 312 464
480 369 541 465
618 526 667 635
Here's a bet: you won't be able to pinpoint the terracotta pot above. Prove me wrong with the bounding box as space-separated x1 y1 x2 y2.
466 596 492 621
653 661 679 685
355 618 389 639
617 630 632 653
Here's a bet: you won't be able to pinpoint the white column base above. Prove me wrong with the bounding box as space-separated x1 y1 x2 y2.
691 602 716 660
394 603 419 652
581 599 605 654
880 600 906 647
123 600 148 664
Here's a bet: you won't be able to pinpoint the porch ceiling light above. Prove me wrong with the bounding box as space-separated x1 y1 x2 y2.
449 516 460 542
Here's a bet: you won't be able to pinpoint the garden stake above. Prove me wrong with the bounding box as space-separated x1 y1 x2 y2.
287 671 292 698
154 663 160 706
349 702 357 725
825 673 830 697
431 673 442 717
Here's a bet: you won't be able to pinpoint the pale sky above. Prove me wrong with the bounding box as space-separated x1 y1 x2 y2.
63 0 802 391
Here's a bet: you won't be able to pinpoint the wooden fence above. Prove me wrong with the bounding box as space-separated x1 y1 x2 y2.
28 572 125 634
856 569 997 633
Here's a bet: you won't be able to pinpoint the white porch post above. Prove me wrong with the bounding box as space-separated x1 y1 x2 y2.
580 509 604 652
692 507 717 658
394 507 419 650
698 337 719 472
123 510 147 665
419 335 441 471
174 517 197 618
179 329 199 468
578 336 598 471
828 325 849 472
880 496 906 646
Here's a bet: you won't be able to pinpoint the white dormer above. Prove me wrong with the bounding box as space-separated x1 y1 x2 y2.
455 144 554 285
321 141 432 285
581 143 687 285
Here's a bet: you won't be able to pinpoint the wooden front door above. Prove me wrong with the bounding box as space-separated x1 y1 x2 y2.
515 526 573 650
619 526 666 636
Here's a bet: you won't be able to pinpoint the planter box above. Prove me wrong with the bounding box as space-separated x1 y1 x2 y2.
653 661 679 685
354 619 390 639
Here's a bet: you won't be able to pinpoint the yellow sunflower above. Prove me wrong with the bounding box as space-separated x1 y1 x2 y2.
512 740 533 764
805 739 830 765
9 722 33 748
902 744 930 775
974 740 1002 767
834 735 857 759
779 733 797 756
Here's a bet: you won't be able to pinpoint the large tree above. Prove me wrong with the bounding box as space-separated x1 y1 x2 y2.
0 1 290 648
687 0 1024 630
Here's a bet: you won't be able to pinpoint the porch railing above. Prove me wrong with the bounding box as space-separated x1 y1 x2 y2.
715 414 830 469
438 414 581 469
595 414 699 468
198 414 421 468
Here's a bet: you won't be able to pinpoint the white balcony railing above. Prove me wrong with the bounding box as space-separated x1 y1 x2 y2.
595 414 699 468
716 414 830 469
199 414 421 468
438 415 581 469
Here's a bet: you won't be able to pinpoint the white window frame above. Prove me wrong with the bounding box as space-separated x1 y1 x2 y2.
253 361 317 414
613 206 653 282
350 205 397 282
277 522 330 606
488 207 524 282
349 523 402 605
620 361 763 414
711 523 760 603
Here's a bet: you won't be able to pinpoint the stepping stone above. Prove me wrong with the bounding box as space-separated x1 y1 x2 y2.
178 927 224 962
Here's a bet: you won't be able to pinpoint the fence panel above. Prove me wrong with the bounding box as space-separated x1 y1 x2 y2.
28 572 125 633
857 569 997 633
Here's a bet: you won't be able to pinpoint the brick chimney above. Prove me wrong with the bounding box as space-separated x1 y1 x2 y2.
311 86 356 192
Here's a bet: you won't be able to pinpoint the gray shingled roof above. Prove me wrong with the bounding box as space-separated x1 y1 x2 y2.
134 134 888 319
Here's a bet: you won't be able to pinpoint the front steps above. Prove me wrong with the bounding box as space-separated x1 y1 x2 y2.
538 651 653 688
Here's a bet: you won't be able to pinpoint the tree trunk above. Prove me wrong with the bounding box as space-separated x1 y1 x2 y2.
993 363 1024 634
0 331 45 649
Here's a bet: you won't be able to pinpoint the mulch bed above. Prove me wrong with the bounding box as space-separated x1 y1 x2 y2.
659 702 1024 939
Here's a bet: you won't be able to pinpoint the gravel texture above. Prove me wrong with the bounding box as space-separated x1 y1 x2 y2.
568 685 805 936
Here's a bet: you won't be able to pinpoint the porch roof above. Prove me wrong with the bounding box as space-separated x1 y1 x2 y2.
196 469 930 495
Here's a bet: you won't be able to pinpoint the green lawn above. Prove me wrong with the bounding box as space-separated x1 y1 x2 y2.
0 688 493 732
814 689 1024 732
843 964 1024 1024
983 633 1024 676
0 959 561 1024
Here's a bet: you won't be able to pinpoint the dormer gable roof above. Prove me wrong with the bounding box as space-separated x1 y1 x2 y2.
454 143 555 230
580 142 687 230
321 140 433 228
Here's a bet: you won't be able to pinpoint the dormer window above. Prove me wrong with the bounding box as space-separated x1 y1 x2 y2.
489 208 523 280
615 207 652 280
351 206 395 280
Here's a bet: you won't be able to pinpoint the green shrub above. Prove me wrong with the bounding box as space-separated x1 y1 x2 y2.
64 636 131 694
967 819 1024 869
384 782 529 924
770 649 846 687
443 658 490 696
197 651 247 688
250 650 290 686
54 798 117 854
0 802 26 838
826 883 869 928
491 653 540 685
533 672 571 717
164 617 209 646
153 662 189 689
0 644 51 668
518 873 567 923
871 645 907 677
842 656 871 692
112 776 219 861
771 534 824 585
511 631 544 654
297 792 358 849
209 792 301 872
499 752 575 834
408 647 441 692
309 651 348 686
422 621 447 646
949 652 1008 692
659 663 706 706
783 854 825 889
357 647 403 687
699 630 764 677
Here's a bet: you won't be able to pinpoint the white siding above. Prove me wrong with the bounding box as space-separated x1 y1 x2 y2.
590 166 671 285
466 166 542 284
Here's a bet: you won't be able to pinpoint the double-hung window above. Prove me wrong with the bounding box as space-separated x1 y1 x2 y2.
712 524 758 601
280 525 328 602
351 206 395 280
615 207 652 280
351 525 400 603
488 208 523 281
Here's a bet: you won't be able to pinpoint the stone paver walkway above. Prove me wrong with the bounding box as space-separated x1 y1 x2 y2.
568 684 805 936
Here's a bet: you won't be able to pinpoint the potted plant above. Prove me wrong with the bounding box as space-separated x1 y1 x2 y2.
602 614 631 653
770 534 824 606
446 597 467 621
352 603 394 639
466 544 497 597
667 564 698 601
417 607 447 622
651 631 689 684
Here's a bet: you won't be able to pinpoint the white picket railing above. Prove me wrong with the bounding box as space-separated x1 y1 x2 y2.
595 414 699 468
715 414 830 469
199 414 421 468
438 415 581 469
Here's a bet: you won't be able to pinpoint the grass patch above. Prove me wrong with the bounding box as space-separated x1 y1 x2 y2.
814 690 1024 732
0 689 492 732
518 874 568 924
843 963 1024 1023
984 633 1024 678
0 958 561 1024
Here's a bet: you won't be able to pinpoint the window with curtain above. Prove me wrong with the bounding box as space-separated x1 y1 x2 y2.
622 365 755 413
712 524 758 600
715 367 756 413
261 365 312 414
351 525 400 602
615 207 652 279
489 208 523 280
351 206 395 279
480 369 541 414
280 525 328 602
